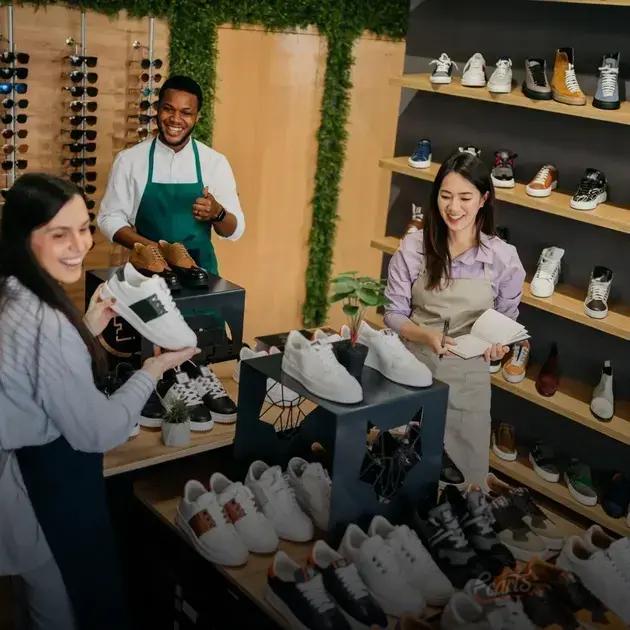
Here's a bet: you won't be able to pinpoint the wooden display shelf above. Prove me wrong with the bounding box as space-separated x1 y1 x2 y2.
370 235 630 340
379 156 630 234
490 452 630 537
390 74 630 126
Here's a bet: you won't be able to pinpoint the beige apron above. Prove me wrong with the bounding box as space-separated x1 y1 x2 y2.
406 263 494 485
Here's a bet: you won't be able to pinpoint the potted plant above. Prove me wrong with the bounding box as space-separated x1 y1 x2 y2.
329 271 389 382
161 398 191 447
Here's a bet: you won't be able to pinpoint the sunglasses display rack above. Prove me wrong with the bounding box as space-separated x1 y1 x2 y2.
127 17 161 145
62 13 97 232
1 4 29 199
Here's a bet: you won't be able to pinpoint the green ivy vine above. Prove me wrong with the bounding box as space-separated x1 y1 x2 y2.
30 0 408 326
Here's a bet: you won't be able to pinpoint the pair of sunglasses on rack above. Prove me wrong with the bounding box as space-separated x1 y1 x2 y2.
64 142 96 153
0 67 28 80
132 86 159 97
1 128 27 139
68 171 97 182
77 183 96 195
1 113 27 124
132 58 163 69
1 98 27 109
1 159 27 170
0 83 27 95
63 86 98 97
84 198 96 210
129 114 156 125
64 156 96 167
62 115 97 126
140 73 161 83
65 55 97 68
138 99 157 111
2 144 27 154
136 126 157 139
69 100 97 113
63 129 97 140
67 71 97 84
0 52 29 64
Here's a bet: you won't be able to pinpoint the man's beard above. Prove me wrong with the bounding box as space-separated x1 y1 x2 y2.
157 119 195 148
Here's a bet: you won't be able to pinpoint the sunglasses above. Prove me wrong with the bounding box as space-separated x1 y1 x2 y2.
138 99 158 111
138 86 159 97
77 183 97 195
63 86 98 97
0 67 28 80
137 114 156 124
136 58 163 69
63 115 97 126
0 113 27 125
1 98 27 109
69 100 97 113
68 71 98 84
140 72 162 83
1 159 27 170
66 55 98 68
1 128 27 139
0 83 27 95
65 142 96 153
2 144 28 154
0 52 29 64
69 171 97 182
64 129 97 141
64 156 96 167
85 198 95 210
136 126 151 139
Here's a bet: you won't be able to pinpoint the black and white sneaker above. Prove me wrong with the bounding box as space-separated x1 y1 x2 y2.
309 540 387 630
265 551 350 630
181 361 237 423
139 390 166 428
413 503 485 588
584 265 613 319
570 168 607 210
156 368 214 431
440 451 466 489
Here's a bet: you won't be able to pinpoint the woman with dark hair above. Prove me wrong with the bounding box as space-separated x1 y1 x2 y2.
0 173 197 629
385 152 525 484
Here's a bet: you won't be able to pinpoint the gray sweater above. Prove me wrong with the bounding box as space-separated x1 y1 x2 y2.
0 277 156 574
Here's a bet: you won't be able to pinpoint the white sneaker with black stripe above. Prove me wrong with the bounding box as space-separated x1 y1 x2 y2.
103 263 196 350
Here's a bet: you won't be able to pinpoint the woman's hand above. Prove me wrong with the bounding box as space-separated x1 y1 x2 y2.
84 284 117 336
141 346 201 381
483 343 510 363
422 328 457 356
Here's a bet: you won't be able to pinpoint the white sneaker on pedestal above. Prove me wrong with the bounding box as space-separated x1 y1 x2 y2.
590 360 614 421
530 247 564 298
281 330 362 404
286 457 331 531
356 321 432 387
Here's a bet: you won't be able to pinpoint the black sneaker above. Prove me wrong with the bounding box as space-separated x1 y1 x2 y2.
584 265 613 320
156 368 214 431
570 168 607 211
181 361 237 424
265 551 350 630
602 472 630 519
139 390 166 428
440 451 465 488
491 149 517 188
442 486 515 575
529 441 560 483
413 503 485 588
309 540 387 630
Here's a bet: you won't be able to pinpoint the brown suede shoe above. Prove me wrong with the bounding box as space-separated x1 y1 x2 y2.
492 422 517 461
535 342 559 397
129 242 180 291
158 240 208 289
551 47 586 106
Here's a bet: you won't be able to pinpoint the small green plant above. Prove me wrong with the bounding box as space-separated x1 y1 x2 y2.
162 398 190 424
329 271 389 345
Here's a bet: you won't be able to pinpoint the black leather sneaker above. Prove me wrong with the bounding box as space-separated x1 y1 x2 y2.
181 361 237 424
440 451 465 488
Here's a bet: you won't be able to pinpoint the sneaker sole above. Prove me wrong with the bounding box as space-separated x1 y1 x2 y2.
592 98 620 110
522 84 552 100
501 369 526 383
461 78 486 87
570 191 607 211
408 157 432 169
552 91 587 106
526 181 557 197
590 400 613 422
491 175 515 188
364 353 432 388
139 415 163 428
584 304 609 319
492 442 517 461
210 411 236 424
564 473 598 506
190 419 215 432
529 453 560 483
488 84 512 94
488 363 501 374
430 76 452 84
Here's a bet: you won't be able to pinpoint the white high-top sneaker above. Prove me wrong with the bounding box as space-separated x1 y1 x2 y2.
584 265 613 319
461 53 487 87
530 247 564 298
487 57 513 94
590 360 614 421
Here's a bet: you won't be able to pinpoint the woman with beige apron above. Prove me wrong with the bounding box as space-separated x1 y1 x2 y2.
385 151 525 486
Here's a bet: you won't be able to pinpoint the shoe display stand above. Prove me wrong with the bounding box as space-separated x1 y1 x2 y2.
233 351 449 542
85 267 245 362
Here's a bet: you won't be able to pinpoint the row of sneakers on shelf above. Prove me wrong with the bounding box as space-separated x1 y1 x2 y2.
408 140 610 212
176 458 332 565
430 48 621 110
280 321 433 404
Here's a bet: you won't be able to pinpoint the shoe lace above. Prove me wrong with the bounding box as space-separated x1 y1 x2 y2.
271 471 300 508
532 166 551 186
493 58 511 78
587 278 610 302
172 379 202 405
336 563 368 599
535 254 559 281
493 154 513 168
466 54 484 72
469 495 496 536
511 343 529 368
225 482 258 514
172 242 197 266
430 53 457 73
197 367 227 398
564 64 581 93
148 245 168 265
598 64 618 97
296 574 335 613
312 342 343 371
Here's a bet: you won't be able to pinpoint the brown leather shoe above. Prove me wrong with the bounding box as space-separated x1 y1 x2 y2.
535 342 559 397
551 47 586 106
129 242 180 291
492 422 517 461
158 240 208 289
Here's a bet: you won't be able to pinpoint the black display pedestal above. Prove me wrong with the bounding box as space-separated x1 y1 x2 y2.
85 268 245 363
233 351 449 543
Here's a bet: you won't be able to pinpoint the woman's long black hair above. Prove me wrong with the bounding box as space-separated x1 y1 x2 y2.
0 173 105 377
423 151 496 290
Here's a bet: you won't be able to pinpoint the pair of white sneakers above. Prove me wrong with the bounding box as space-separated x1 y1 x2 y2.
281 322 432 404
338 516 453 617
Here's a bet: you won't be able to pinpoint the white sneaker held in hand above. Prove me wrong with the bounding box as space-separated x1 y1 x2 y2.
287 457 331 531
281 330 363 404
102 263 196 350
175 480 248 566
530 246 564 298
209 472 279 553
462 53 487 87
245 460 313 542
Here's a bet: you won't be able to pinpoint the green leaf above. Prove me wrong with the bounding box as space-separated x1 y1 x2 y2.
330 292 351 303
330 281 356 295
357 288 380 306
342 304 360 317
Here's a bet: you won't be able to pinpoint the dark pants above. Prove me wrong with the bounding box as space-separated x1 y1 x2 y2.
17 437 129 630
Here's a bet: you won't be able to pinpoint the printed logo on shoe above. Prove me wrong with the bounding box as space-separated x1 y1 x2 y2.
223 499 247 524
189 509 216 537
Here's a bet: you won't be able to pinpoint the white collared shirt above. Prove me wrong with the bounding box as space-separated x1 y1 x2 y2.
97 136 245 242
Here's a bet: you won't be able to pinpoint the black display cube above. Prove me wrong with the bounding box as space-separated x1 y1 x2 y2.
233 351 449 542
85 267 245 363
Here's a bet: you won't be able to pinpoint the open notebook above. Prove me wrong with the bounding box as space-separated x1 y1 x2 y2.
448 309 529 359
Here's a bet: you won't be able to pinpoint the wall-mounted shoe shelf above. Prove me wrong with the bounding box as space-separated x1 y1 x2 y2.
490 451 630 537
391 74 630 126
379 157 630 235
370 236 630 340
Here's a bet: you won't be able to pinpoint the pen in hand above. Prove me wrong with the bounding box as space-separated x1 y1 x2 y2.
439 318 450 360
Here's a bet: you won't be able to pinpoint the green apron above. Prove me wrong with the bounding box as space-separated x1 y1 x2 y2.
134 137 218 274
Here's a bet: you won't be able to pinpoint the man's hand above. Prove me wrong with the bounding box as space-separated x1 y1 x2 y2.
193 186 223 222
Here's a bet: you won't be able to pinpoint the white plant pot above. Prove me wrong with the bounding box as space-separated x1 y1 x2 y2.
162 421 191 448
